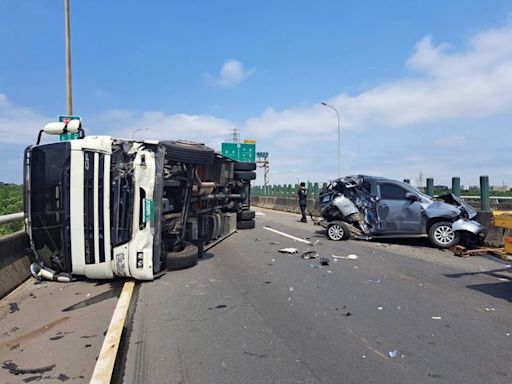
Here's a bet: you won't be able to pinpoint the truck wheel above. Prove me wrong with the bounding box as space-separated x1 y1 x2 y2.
327 222 350 241
166 242 198 270
234 171 256 181
237 210 255 221
428 221 460 248
234 162 256 171
237 219 255 230
163 140 215 165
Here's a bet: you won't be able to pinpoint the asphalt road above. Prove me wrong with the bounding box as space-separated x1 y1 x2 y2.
121 207 512 384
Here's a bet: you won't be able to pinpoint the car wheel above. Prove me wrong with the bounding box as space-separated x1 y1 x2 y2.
327 222 350 241
234 162 256 171
428 221 460 248
237 219 255 230
234 171 256 181
237 210 255 221
163 140 215 165
166 242 198 270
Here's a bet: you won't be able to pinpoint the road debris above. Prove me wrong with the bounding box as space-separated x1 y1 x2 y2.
378 307 383 310
368 279 381 283
388 350 397 358
319 257 330 266
270 241 280 245
279 248 298 254
432 316 442 320
302 250 318 259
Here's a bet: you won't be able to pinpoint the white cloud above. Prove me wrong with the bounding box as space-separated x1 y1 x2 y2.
205 59 255 87
0 93 51 145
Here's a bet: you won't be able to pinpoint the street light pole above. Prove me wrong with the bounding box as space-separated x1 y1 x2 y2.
64 0 73 115
132 128 148 139
321 102 341 177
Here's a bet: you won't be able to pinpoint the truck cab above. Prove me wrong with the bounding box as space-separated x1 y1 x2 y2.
24 122 254 281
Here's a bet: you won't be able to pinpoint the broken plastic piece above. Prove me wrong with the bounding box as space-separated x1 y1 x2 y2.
319 257 329 266
278 248 298 254
388 350 397 358
432 316 442 320
368 279 381 283
302 250 317 259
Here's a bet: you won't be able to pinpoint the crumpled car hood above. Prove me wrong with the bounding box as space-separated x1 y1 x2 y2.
436 193 477 219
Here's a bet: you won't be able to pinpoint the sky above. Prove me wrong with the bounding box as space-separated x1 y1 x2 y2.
1 0 512 187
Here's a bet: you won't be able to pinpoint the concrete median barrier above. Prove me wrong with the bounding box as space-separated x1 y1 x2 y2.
0 231 30 299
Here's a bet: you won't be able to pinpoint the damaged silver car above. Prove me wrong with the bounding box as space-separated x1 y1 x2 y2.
319 175 487 248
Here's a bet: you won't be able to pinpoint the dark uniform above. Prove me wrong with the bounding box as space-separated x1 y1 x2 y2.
297 186 308 222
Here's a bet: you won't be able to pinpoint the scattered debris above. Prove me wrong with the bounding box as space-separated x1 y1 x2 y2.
2 361 56 375
270 241 280 245
378 307 383 311
388 350 397 358
307 264 322 269
313 240 320 245
279 248 298 254
319 257 330 266
9 303 19 313
289 287 295 292
368 279 381 283
302 250 317 259
484 307 496 312
345 312 352 317
432 316 442 320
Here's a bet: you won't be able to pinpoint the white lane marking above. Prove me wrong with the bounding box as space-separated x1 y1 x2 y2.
263 226 312 244
90 280 135 384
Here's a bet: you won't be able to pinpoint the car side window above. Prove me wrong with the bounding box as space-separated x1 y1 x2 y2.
380 183 407 200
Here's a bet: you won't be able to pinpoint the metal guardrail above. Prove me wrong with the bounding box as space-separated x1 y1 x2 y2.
0 212 24 225
461 196 512 200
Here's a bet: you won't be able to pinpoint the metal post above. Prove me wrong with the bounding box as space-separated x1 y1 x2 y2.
64 0 73 115
313 182 319 198
480 176 490 211
426 178 434 197
321 102 341 177
452 177 461 197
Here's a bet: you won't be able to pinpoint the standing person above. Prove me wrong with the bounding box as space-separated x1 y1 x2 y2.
297 182 308 223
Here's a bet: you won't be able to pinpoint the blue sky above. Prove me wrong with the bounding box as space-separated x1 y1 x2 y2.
1 0 512 187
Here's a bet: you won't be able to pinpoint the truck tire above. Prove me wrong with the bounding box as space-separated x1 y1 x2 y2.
166 242 198 270
428 221 460 248
162 140 215 165
234 162 256 171
237 219 255 230
234 171 256 181
327 222 351 241
237 210 255 221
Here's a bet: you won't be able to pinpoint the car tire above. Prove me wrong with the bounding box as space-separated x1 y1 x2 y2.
234 162 257 171
234 171 256 181
162 140 215 165
327 222 351 241
237 210 255 221
166 242 198 270
237 219 255 230
428 221 460 248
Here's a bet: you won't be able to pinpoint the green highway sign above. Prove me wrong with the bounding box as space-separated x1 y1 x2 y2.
58 115 81 141
221 142 256 162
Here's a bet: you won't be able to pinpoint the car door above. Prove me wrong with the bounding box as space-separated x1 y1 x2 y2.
376 182 422 234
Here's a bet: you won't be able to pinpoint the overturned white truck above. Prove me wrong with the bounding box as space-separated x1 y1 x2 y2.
24 121 256 281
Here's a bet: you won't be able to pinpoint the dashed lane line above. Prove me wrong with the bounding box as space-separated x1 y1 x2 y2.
263 226 313 244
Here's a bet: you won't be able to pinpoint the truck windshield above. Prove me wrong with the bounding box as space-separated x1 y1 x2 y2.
29 142 71 272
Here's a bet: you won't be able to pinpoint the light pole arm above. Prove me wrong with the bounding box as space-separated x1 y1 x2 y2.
321 102 341 177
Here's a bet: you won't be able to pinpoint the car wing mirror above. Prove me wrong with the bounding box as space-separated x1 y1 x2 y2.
405 192 419 202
